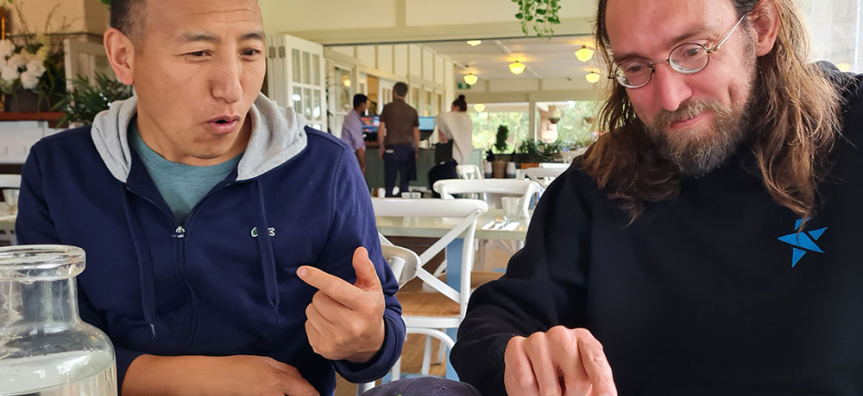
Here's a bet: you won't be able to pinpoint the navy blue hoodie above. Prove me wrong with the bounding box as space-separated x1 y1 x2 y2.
15 93 405 395
452 70 863 395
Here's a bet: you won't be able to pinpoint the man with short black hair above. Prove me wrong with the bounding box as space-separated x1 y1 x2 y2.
342 94 368 174
16 1 405 395
377 82 419 197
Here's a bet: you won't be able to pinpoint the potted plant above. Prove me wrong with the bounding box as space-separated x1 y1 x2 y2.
539 140 565 162
492 125 510 178
53 72 134 128
516 139 542 169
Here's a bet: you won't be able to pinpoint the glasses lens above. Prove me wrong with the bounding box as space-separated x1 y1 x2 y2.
615 61 650 88
670 43 709 73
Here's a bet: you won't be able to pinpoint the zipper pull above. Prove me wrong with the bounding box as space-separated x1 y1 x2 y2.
173 226 186 239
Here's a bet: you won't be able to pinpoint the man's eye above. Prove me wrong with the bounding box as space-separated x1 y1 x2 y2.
625 64 644 74
188 51 209 57
242 49 262 57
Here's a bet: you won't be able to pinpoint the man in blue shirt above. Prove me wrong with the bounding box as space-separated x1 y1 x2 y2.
341 94 368 175
15 0 405 395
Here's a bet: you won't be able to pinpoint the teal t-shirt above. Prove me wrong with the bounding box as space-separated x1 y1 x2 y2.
129 123 242 224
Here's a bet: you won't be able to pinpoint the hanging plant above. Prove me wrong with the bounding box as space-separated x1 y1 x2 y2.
98 0 110 9
513 0 562 38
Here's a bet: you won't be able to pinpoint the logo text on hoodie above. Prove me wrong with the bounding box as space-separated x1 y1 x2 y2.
251 227 276 238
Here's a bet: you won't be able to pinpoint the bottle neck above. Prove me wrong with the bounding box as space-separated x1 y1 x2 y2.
1 277 81 329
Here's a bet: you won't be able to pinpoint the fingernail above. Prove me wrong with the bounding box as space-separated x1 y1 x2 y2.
297 267 307 277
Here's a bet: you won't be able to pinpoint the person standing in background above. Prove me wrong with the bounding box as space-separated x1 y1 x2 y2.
435 95 474 165
377 82 419 197
341 94 368 174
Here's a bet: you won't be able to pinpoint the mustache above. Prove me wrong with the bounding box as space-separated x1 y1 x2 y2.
653 99 731 129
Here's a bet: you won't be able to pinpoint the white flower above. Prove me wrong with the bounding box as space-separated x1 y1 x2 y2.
20 71 40 90
36 46 51 62
6 54 26 70
0 40 14 59
0 65 20 84
19 49 34 62
25 60 46 78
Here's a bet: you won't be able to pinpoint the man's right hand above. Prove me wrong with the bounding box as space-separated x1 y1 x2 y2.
123 354 319 396
504 326 617 396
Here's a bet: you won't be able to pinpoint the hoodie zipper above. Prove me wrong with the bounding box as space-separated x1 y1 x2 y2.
127 180 238 351
125 185 200 351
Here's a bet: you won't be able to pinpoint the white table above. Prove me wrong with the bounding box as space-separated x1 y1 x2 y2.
376 208 529 242
376 208 530 379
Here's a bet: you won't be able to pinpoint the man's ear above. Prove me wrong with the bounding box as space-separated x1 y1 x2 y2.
749 0 780 57
104 28 137 85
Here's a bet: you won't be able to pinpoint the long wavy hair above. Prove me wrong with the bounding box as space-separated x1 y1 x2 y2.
583 0 842 225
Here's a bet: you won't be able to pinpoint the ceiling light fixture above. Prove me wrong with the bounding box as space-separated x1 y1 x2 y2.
464 73 479 85
585 71 601 84
466 40 482 46
575 46 595 62
341 75 352 87
474 103 486 113
509 61 526 75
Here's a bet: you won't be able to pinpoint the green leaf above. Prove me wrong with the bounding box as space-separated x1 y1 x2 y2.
515 12 523 19
536 8 546 14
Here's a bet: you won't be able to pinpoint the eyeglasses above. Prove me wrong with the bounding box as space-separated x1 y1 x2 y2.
609 13 748 89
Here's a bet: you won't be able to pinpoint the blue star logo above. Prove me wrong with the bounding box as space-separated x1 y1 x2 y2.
777 219 828 268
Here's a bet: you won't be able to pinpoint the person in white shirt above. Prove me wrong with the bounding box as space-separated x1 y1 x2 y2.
435 95 474 165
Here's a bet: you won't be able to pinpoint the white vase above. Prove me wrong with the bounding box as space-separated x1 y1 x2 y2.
506 161 516 178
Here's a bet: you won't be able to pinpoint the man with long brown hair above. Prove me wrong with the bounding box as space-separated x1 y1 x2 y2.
451 0 863 394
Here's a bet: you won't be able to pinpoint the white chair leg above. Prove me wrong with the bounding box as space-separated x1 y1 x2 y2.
436 333 447 364
421 335 433 375
476 239 486 271
391 355 402 381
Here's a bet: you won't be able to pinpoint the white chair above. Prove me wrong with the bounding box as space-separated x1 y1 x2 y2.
455 165 483 180
372 197 488 381
0 175 21 246
433 179 537 280
434 179 538 220
562 147 587 163
538 162 569 169
525 166 567 190
355 241 422 394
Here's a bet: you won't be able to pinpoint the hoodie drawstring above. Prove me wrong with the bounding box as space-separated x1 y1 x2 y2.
120 184 158 339
253 180 281 321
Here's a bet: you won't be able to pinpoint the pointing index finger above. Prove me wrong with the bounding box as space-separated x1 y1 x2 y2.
297 266 365 310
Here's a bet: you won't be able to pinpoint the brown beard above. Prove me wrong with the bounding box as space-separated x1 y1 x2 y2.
644 96 753 177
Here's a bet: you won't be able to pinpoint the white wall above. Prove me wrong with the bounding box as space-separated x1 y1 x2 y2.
260 0 398 32
5 0 108 40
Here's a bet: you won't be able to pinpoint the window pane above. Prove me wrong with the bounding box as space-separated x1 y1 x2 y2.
304 88 313 118
313 90 322 120
303 52 312 84
312 54 321 86
292 50 301 83
293 87 303 114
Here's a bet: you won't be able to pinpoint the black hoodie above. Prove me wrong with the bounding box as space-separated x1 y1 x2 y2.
452 68 863 395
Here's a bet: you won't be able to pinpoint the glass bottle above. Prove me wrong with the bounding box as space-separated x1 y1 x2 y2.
0 245 117 395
